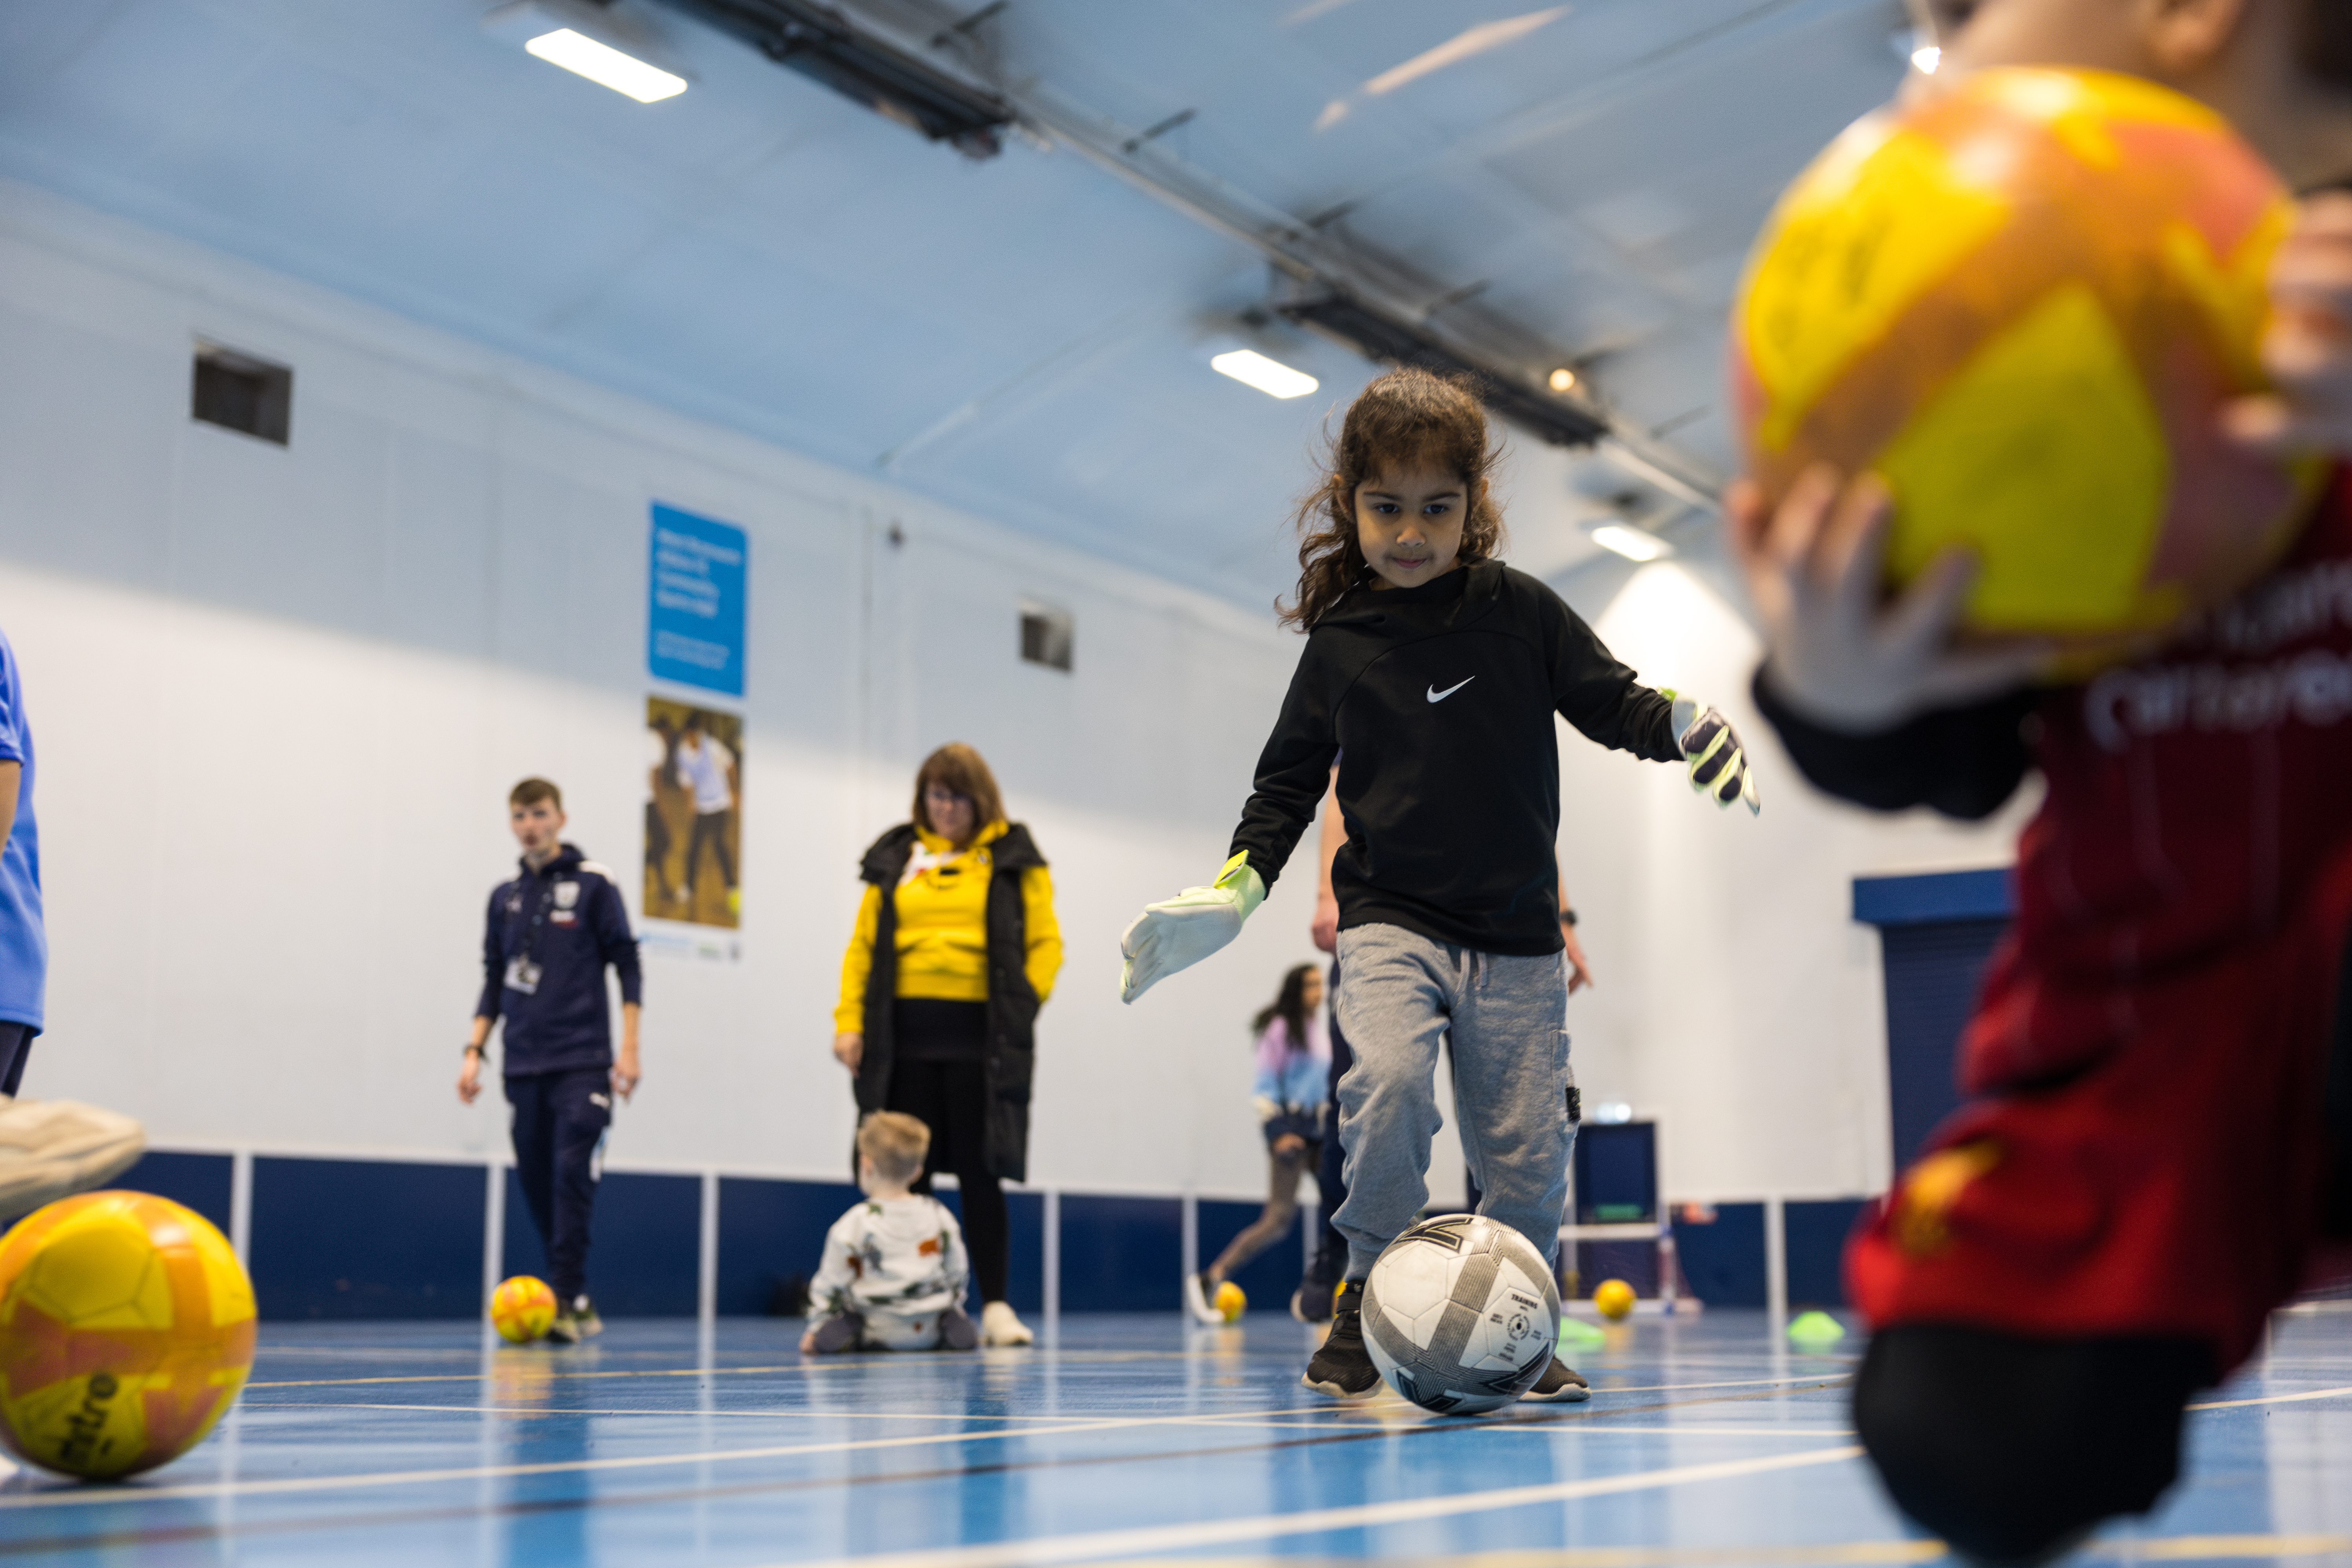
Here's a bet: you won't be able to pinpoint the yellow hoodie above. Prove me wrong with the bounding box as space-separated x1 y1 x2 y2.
834 820 1063 1032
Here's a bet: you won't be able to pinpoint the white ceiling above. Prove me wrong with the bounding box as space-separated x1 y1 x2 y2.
0 0 1911 608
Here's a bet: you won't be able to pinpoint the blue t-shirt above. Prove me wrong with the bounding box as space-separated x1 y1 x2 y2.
0 632 42 1030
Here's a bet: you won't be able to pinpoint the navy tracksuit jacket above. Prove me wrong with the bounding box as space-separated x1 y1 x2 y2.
477 844 641 1302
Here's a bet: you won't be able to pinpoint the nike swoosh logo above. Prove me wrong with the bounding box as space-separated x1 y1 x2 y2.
1427 677 1475 704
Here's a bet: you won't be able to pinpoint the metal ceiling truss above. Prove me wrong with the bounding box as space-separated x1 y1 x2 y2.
642 0 1722 508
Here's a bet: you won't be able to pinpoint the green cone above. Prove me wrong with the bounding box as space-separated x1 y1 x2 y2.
1558 1316 1607 1348
1787 1309 1846 1347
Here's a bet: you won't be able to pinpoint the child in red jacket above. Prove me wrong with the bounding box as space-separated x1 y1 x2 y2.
1734 3 2352 1561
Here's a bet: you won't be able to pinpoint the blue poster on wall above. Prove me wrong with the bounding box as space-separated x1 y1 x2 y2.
648 504 746 697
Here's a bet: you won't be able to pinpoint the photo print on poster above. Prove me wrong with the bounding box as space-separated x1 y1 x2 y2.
645 696 741 959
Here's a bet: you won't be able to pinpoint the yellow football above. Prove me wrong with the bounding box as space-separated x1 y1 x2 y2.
491 1275 559 1344
0 1191 256 1479
1212 1280 1246 1323
1593 1278 1638 1323
1733 67 2323 646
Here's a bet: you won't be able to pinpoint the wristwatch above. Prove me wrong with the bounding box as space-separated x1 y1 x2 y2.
1561 909 1579 926
463 1043 485 1057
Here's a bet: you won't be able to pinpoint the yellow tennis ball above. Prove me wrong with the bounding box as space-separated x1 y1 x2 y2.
1733 67 2322 652
491 1276 559 1344
1592 1278 1637 1323
0 1191 256 1479
1212 1281 1246 1323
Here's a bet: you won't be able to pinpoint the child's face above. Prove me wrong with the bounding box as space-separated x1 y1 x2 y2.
1355 461 1471 591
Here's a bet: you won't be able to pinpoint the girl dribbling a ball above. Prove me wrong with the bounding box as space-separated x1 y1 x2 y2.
1119 366 1760 1403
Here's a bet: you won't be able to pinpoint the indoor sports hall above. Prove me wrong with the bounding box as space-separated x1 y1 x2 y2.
0 2 2349 1565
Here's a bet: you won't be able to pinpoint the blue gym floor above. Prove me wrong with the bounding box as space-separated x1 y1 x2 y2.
0 1308 2346 1566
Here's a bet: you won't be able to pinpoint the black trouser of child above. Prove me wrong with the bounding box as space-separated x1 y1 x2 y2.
686 809 736 889
1855 1324 2211 1566
506 1066 611 1304
0 1023 31 1096
886 1002 1009 1305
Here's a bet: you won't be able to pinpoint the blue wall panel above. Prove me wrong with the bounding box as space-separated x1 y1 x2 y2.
115 1151 234 1238
593 1172 702 1317
252 1157 484 1321
502 1170 700 1314
1878 919 2008 1171
1058 1194 1181 1312
926 1185 1045 1314
1785 1198 1870 1308
715 1175 858 1315
1670 1203 1766 1308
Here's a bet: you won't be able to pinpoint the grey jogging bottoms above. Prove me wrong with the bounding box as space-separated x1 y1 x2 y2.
1330 922 1573 1279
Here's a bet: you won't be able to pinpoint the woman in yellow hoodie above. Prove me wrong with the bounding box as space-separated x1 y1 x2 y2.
833 743 1062 1347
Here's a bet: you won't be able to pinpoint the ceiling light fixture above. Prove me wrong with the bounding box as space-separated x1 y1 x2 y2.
525 27 690 100
648 0 1013 157
1211 349 1319 399
1912 44 1941 74
1548 367 1577 393
1590 524 1669 563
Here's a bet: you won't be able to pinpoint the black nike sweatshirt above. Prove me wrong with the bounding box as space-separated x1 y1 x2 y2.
1228 559 1682 956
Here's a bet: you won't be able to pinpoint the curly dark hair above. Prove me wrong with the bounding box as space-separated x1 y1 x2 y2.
1278 367 1507 631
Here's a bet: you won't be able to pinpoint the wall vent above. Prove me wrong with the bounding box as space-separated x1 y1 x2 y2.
1019 605 1073 672
192 342 292 445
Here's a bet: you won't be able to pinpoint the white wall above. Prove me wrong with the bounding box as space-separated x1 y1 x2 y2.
0 181 1321 1199
0 180 2029 1212
1549 557 2037 1203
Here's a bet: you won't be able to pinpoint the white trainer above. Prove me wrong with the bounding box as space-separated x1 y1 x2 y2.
980 1300 1034 1347
0 1097 146 1223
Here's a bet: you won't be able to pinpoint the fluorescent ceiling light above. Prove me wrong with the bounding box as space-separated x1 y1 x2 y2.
1211 350 1318 399
1912 44 1942 74
526 28 688 102
1591 524 1668 562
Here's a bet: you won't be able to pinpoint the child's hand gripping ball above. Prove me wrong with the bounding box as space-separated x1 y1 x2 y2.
0 1191 256 1479
1733 67 2325 656
1592 1278 1638 1322
492 1276 559 1344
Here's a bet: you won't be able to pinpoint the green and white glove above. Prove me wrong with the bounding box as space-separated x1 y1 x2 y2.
1120 851 1267 1004
1666 691 1760 815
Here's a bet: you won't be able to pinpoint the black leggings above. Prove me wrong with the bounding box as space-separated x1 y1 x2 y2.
885 1053 1009 1305
1855 1324 2211 1566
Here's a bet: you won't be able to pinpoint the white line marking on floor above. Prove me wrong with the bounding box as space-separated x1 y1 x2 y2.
2188 1383 2352 1411
764 1445 1867 1568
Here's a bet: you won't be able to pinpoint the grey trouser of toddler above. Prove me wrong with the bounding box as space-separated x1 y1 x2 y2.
1330 922 1574 1280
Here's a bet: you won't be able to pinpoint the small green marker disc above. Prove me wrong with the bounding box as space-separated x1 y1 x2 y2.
1787 1310 1847 1347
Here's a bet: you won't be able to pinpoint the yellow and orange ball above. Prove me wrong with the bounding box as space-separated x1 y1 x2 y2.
1733 67 2323 650
491 1275 559 1344
1211 1281 1246 1323
0 1191 256 1479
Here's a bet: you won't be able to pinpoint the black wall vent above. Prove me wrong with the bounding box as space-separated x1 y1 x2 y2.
192 343 292 445
1019 606 1072 672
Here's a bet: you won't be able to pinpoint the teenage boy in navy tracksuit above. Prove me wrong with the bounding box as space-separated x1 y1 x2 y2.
459 777 642 1343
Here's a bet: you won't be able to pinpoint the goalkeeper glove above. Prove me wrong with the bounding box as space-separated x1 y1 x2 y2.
1120 851 1266 1004
1666 691 1760 815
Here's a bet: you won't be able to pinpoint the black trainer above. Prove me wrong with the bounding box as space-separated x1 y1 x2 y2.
1521 1354 1591 1402
1301 1280 1382 1399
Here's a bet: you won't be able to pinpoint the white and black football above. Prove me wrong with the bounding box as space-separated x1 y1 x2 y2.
1362 1214 1559 1415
